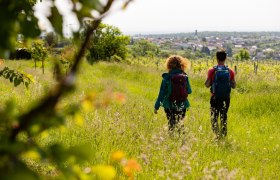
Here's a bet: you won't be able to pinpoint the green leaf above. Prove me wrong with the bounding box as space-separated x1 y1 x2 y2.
48 7 63 36
6 72 11 79
14 78 21 87
24 81 29 88
9 74 15 83
0 160 38 180
80 6 92 18
72 32 80 42
80 0 100 9
20 17 41 38
68 144 92 162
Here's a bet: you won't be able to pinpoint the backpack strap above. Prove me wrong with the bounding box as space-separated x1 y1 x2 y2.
162 73 169 79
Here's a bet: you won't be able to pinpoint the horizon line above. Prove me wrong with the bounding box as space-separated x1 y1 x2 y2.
123 30 280 36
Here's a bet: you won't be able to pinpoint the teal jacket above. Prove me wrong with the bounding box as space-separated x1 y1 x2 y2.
154 69 192 110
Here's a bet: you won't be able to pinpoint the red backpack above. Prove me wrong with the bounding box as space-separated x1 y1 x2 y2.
169 73 188 102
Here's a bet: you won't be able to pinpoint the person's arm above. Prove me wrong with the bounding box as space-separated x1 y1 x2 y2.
230 69 236 89
187 77 192 94
154 79 167 113
231 79 236 89
205 78 211 88
205 69 212 88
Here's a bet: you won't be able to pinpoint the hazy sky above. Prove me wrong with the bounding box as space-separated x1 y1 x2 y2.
35 0 280 35
104 0 280 34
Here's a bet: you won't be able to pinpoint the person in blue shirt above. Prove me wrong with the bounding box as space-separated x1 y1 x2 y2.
154 55 192 132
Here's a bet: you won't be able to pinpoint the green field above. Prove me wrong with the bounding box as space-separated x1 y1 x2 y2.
1 59 280 179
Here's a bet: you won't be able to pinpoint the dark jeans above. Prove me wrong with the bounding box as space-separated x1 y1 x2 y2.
210 96 230 137
164 108 186 132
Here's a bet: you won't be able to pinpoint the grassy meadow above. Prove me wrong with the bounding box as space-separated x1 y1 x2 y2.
1 59 280 179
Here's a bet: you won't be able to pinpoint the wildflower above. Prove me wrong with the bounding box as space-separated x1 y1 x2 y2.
74 112 84 126
139 153 149 165
123 159 141 179
111 150 125 162
81 92 96 111
84 167 91 174
81 99 93 112
0 59 4 65
40 130 49 139
92 165 116 180
22 150 41 161
211 160 223 166
113 92 126 104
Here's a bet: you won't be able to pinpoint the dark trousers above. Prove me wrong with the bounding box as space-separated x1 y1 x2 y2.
210 96 230 137
164 108 186 131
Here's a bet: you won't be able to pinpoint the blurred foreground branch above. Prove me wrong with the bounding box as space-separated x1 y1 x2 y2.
10 0 114 140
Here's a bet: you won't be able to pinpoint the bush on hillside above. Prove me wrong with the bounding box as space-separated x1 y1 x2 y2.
85 23 130 64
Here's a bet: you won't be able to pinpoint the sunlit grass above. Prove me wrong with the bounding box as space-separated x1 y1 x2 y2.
1 59 279 179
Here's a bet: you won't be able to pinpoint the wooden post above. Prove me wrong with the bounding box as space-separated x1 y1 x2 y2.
42 58 45 74
156 58 159 71
234 65 237 75
253 60 259 75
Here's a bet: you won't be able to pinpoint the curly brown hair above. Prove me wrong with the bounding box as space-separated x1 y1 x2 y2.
165 55 189 71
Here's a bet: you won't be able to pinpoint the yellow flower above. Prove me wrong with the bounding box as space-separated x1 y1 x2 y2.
40 130 49 139
74 112 84 126
81 99 93 112
81 92 97 111
92 165 116 180
111 151 125 162
22 150 41 161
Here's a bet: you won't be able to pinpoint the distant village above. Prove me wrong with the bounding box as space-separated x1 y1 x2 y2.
132 31 280 60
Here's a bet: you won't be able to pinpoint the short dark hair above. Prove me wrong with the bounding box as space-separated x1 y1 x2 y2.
216 50 227 61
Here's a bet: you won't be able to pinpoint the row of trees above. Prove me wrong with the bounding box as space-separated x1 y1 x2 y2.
183 47 250 61
7 22 253 65
87 28 251 61
8 23 162 64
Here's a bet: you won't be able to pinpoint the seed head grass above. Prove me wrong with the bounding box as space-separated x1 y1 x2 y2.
1 60 279 179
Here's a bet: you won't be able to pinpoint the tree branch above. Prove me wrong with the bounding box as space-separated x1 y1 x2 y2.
10 0 116 141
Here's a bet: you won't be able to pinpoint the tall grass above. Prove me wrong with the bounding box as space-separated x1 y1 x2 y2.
1 59 279 179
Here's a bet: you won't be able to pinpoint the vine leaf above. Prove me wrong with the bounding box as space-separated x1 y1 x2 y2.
48 6 63 36
14 79 21 87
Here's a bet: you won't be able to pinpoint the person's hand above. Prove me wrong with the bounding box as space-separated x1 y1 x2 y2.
154 109 158 114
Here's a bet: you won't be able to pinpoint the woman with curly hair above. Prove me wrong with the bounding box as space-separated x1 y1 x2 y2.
154 55 192 132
